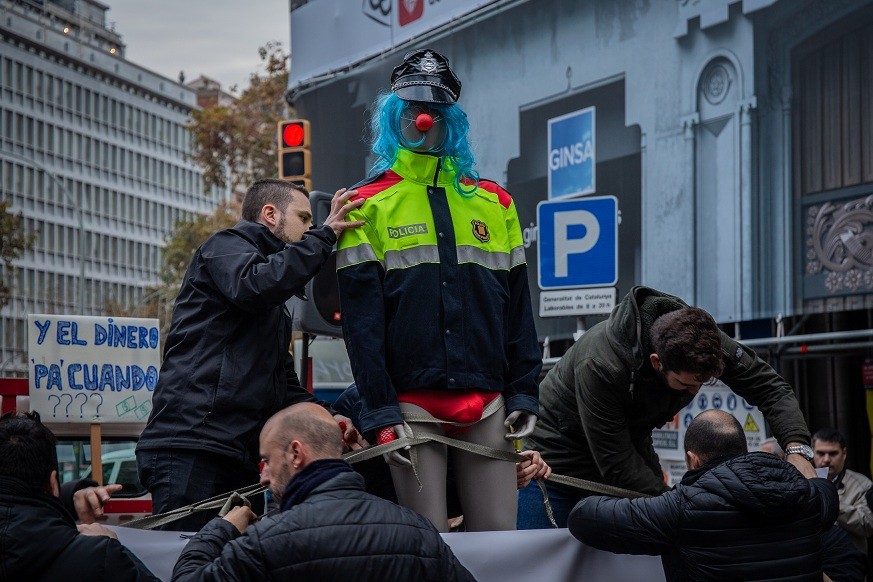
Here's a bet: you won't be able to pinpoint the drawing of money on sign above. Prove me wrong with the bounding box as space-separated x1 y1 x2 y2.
116 395 137 417
134 400 152 420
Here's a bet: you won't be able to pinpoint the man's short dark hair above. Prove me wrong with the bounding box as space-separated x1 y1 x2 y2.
684 410 747 464
0 411 58 493
650 307 725 379
812 427 846 449
241 179 309 222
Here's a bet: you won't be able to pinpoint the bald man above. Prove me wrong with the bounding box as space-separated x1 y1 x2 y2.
569 410 838 582
172 403 474 582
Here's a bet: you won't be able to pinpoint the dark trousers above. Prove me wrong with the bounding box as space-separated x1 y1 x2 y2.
136 448 262 532
516 479 584 529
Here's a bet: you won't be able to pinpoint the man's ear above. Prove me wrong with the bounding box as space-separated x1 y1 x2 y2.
649 353 662 371
288 440 304 468
685 451 701 471
48 469 60 497
260 203 279 228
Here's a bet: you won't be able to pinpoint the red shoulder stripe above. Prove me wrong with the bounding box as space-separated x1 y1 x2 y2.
352 170 403 201
477 179 513 209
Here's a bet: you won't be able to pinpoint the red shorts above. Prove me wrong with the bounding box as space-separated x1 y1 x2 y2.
399 389 500 437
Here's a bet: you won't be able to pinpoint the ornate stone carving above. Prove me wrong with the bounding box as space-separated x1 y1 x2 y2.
702 63 732 105
805 195 873 294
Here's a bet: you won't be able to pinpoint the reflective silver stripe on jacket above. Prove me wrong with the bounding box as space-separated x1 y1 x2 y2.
337 244 379 269
510 246 527 269
384 245 440 271
339 243 527 271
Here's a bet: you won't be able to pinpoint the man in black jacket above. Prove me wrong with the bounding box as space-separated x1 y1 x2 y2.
136 180 364 530
0 412 158 581
171 403 476 581
568 410 838 581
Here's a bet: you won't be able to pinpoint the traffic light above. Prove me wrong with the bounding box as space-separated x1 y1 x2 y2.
277 119 311 190
286 190 343 338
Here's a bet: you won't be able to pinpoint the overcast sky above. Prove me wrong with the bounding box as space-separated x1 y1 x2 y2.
107 0 290 92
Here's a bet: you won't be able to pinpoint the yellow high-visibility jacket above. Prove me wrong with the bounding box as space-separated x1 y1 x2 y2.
337 148 541 434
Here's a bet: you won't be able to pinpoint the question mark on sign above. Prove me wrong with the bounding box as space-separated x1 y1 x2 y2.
48 394 61 418
90 393 103 417
75 393 88 418
62 394 74 418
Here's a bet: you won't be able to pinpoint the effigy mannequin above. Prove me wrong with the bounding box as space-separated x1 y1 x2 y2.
336 49 542 532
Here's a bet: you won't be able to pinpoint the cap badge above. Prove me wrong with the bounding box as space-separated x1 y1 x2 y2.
419 55 438 73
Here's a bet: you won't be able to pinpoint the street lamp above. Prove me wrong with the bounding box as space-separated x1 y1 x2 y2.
0 149 88 314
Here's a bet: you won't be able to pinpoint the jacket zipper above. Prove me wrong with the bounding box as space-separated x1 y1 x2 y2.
432 157 441 187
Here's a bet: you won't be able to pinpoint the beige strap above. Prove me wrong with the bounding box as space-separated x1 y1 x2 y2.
123 414 649 530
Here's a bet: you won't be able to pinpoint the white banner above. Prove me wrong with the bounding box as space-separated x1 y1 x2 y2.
28 315 160 423
113 525 664 582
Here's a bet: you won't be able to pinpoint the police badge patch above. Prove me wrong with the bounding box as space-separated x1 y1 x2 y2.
471 220 490 243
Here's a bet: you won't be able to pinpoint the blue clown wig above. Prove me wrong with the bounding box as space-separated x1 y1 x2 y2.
369 92 479 196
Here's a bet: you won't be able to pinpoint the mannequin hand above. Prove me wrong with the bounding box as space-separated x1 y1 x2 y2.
380 424 413 468
504 410 537 440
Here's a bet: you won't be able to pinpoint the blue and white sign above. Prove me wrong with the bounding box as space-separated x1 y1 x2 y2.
548 106 596 199
654 381 768 472
537 196 617 290
28 314 160 423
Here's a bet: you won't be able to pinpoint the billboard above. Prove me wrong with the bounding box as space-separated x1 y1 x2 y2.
289 0 509 90
548 107 596 199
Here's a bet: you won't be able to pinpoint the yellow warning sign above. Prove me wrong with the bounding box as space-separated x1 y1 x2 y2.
743 414 760 432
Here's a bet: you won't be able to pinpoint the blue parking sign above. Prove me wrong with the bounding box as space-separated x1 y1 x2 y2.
548 107 595 199
538 196 617 289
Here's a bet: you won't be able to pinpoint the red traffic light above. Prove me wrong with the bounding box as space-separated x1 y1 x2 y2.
279 119 310 148
282 123 305 147
277 119 311 183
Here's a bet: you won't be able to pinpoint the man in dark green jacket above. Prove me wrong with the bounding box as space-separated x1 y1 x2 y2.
519 286 816 528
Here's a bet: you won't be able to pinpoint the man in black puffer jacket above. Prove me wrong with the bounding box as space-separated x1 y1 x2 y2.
568 410 838 581
172 403 476 582
0 412 158 582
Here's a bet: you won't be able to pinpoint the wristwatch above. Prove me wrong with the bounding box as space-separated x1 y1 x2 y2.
785 444 814 462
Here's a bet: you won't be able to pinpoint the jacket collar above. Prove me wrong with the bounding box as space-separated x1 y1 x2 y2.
0 474 36 496
279 459 357 512
0 475 76 526
679 454 739 486
392 148 455 188
232 220 286 254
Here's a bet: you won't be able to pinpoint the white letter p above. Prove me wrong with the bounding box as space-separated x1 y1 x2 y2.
554 210 599 277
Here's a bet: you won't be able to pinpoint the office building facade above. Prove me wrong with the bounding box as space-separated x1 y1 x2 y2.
0 0 215 376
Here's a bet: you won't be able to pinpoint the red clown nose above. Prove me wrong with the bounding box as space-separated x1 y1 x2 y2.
415 112 434 132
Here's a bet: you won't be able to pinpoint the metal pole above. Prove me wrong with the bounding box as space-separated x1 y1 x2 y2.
741 328 873 348
300 332 310 392
0 150 87 314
